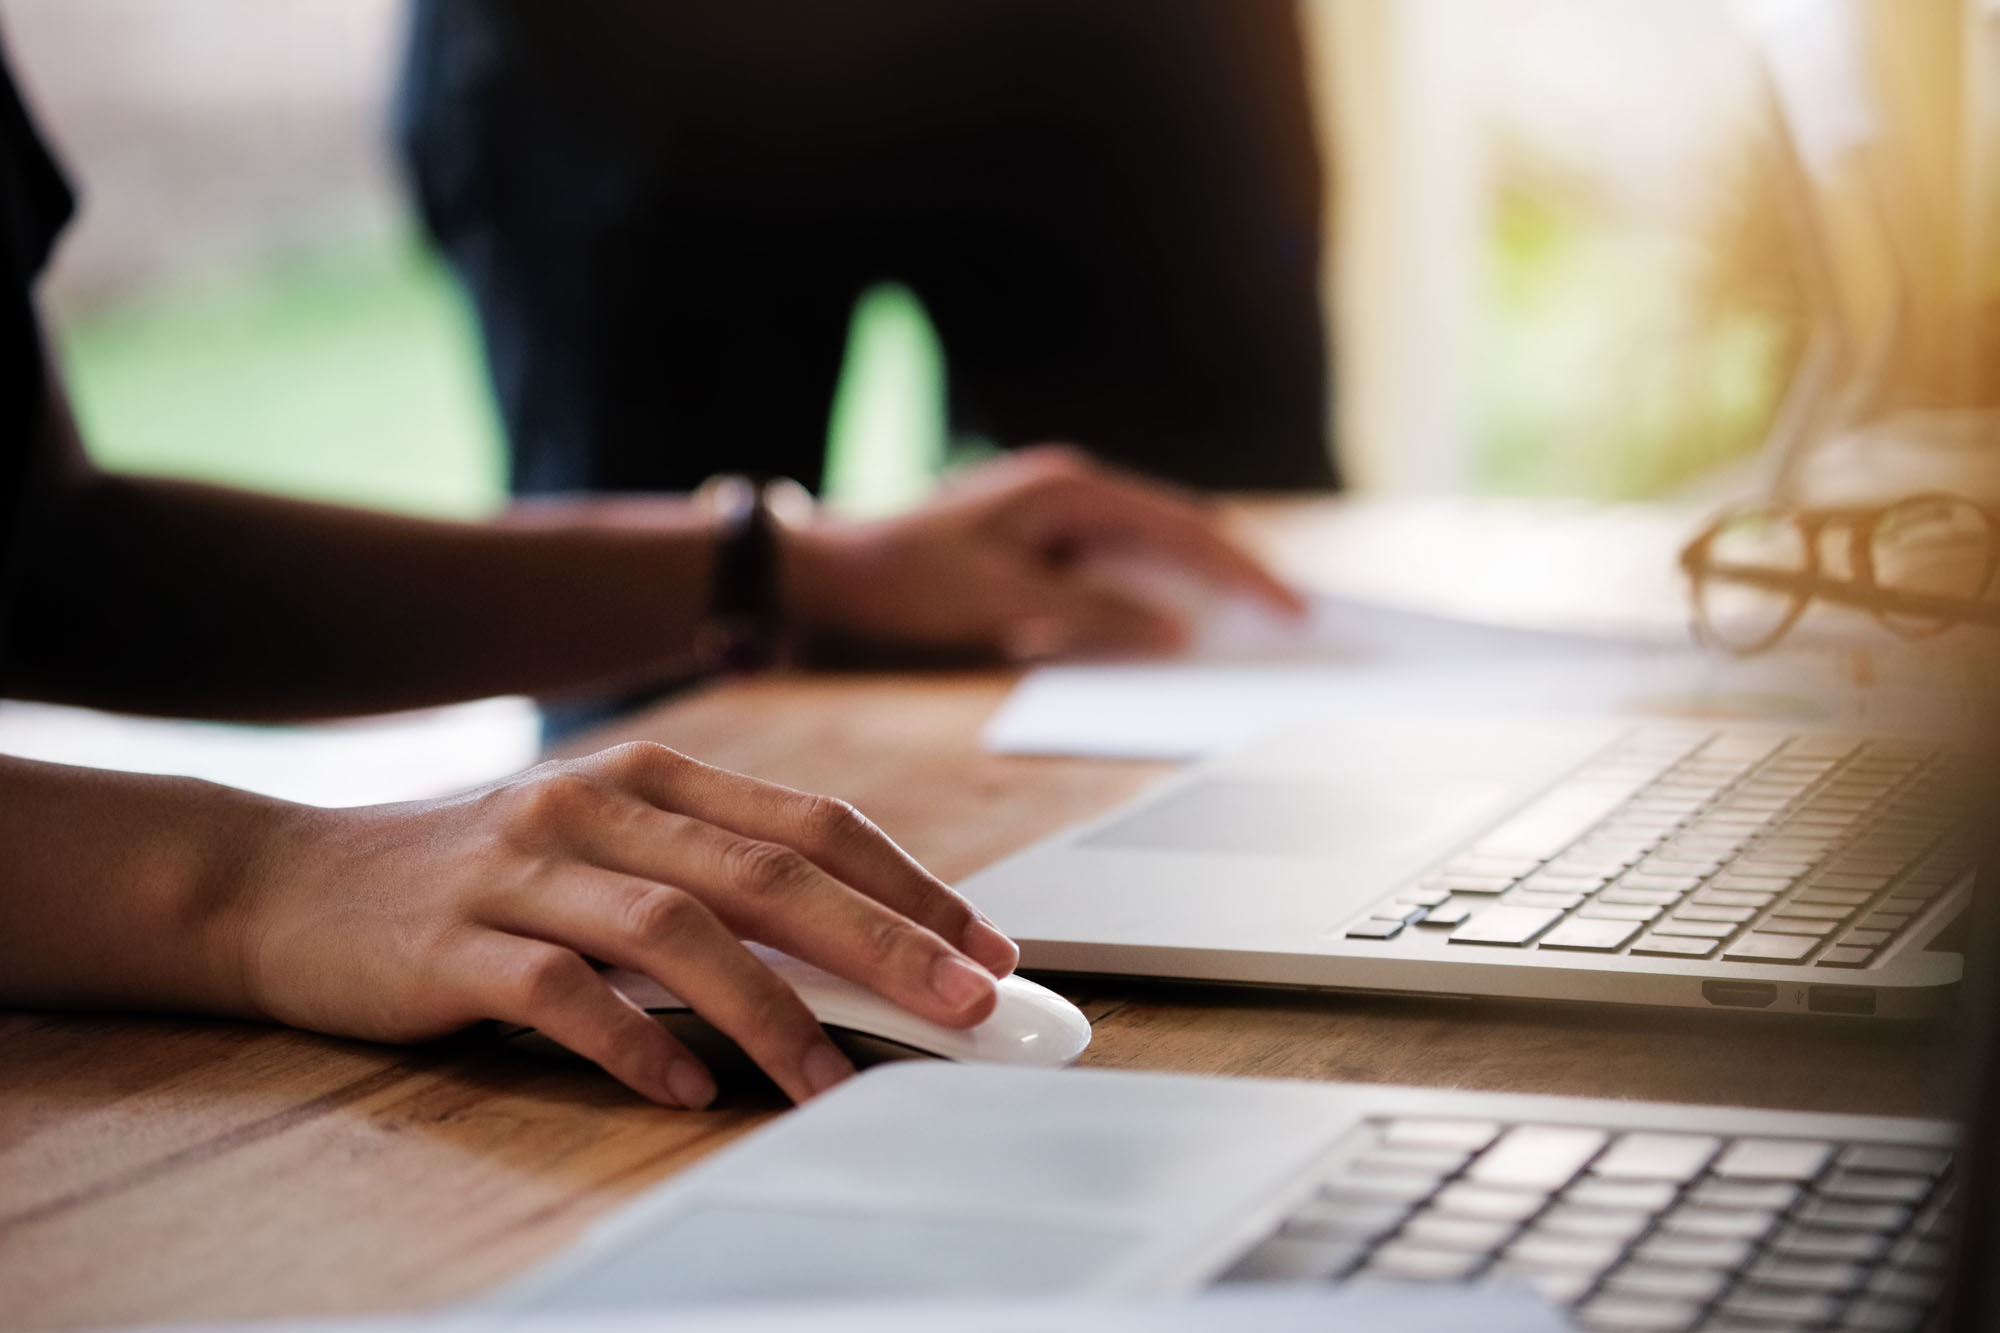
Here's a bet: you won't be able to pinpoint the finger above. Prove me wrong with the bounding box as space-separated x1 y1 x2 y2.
1002 582 1187 660
481 872 854 1104
1039 472 1307 617
582 744 1019 977
542 790 1001 1028
454 929 718 1109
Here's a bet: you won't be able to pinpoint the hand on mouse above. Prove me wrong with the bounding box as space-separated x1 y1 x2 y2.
783 446 1307 660
0 745 1015 1111
239 742 1018 1108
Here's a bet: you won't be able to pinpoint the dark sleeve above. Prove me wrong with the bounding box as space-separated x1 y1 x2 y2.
0 33 78 679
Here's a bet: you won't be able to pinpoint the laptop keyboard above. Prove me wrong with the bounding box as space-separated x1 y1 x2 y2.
1219 1115 1955 1331
1343 730 1973 969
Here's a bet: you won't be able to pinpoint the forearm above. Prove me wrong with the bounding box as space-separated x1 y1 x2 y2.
0 755 274 1015
2 473 722 720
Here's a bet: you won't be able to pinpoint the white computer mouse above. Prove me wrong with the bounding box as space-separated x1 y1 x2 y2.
502 942 1091 1072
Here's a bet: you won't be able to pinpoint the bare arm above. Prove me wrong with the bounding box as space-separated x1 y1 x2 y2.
1 385 723 719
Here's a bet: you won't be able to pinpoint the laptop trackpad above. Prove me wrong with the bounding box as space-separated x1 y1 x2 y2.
1080 776 1515 862
535 1204 1131 1306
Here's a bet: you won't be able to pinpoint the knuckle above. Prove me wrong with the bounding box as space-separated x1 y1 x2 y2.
723 838 815 901
501 946 579 1014
622 885 706 941
1023 442 1086 473
512 770 602 828
599 740 691 784
793 792 869 848
859 912 917 971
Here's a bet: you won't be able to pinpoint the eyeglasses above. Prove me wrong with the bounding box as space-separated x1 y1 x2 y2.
1679 492 2000 655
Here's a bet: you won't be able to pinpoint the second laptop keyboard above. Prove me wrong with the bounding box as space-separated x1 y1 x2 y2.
1344 729 1972 969
1219 1113 1955 1332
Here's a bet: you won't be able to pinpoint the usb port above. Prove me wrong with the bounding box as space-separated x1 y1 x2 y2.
1702 980 1778 1009
1808 985 1876 1016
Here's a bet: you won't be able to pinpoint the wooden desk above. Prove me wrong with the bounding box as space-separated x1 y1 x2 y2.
0 671 1958 1329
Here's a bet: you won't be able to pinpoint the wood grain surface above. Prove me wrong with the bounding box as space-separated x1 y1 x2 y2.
0 671 1958 1329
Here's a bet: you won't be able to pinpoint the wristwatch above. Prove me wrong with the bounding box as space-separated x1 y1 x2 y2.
697 474 807 672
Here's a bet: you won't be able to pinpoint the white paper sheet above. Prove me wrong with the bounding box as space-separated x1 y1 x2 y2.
984 597 1973 761
113 1285 1565 1333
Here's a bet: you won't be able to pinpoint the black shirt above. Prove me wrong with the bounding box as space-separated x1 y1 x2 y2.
0 35 75 676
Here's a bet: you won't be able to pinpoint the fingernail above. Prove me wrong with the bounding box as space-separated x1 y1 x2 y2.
931 953 996 1013
665 1058 716 1110
965 917 1020 975
802 1042 853 1097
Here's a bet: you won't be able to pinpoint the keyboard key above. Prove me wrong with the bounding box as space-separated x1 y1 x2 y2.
1345 918 1405 940
1470 1125 1610 1190
1747 1255 1867 1291
1285 1197 1415 1238
1432 1182 1550 1222
1563 1179 1679 1212
1863 912 1912 931
1815 946 1875 968
1635 1234 1753 1269
1219 1233 1365 1282
1592 1133 1721 1183
1571 1295 1702 1330
1793 1198 1912 1231
1380 1118 1503 1153
1814 872 1893 892
1638 857 1724 877
1630 934 1720 958
1519 869 1616 892
1577 902 1664 923
1688 1180 1800 1212
1505 1231 1625 1272
1363 1240 1487 1281
1837 1145 1951 1177
1721 932 1820 962
1756 917 1839 938
1450 907 1563 946
1856 1264 1936 1288
1418 901 1473 928
1603 1263 1731 1302
1840 928 1892 947
1351 1146 1471 1178
1535 1205 1652 1240
1398 1211 1519 1252
1817 1171 1932 1205
1618 873 1703 894
1790 887 1873 907
1315 1175 1441 1207
1670 903 1755 923
1539 918 1645 952
1428 874 1516 895
1656 1206 1777 1241
1840 1296 1932 1332
1652 918 1738 939
1717 1286 1842 1324
1711 1138 1833 1181
1688 888 1775 908
1504 889 1589 911
1888 1235 1953 1270
1596 888 1683 907
1877 896 1928 916
1771 1225 1891 1262
1712 873 1800 892
1475 783 1650 860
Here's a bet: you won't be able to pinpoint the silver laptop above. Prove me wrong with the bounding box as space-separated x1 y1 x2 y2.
493 882 1996 1331
957 714 1972 1018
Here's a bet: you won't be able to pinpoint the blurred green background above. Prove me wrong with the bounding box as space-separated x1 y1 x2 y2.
59 233 952 521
